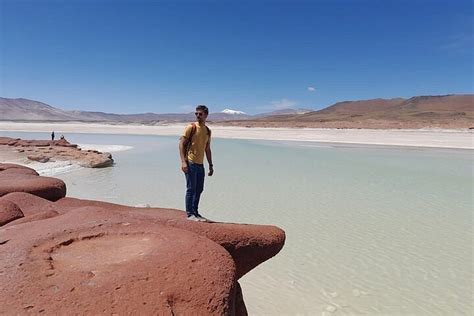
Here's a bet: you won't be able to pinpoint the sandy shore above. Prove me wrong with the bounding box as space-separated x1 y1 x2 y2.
0 121 472 149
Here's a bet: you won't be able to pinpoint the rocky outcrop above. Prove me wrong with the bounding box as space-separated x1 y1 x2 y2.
0 199 24 226
0 164 285 315
0 164 66 201
0 137 113 168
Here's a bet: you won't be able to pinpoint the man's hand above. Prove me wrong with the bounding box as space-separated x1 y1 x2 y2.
181 162 188 173
208 166 214 176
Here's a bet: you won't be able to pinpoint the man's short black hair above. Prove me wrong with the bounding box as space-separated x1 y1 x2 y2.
196 105 209 115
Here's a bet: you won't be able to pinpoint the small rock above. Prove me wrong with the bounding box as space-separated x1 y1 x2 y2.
27 155 50 163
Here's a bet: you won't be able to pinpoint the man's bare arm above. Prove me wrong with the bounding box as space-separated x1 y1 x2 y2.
179 137 188 173
205 142 213 176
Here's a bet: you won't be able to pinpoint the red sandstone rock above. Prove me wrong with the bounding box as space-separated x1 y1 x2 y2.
0 163 37 173
0 164 66 201
54 197 286 278
0 164 286 315
0 137 113 168
53 139 78 148
1 192 58 218
5 208 59 226
0 208 238 315
12 139 52 147
27 154 50 163
0 199 24 226
0 167 39 176
0 137 19 145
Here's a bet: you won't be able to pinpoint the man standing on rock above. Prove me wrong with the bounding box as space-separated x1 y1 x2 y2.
179 105 214 222
179 105 213 222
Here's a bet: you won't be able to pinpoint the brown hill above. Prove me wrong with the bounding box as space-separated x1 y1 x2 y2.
0 98 79 121
398 95 473 112
0 98 189 122
316 98 406 115
223 94 474 129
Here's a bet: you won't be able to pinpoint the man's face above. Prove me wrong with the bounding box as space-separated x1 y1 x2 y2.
195 110 207 123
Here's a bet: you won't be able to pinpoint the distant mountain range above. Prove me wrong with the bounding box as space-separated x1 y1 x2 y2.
225 94 474 129
253 108 313 117
0 94 472 128
0 97 311 123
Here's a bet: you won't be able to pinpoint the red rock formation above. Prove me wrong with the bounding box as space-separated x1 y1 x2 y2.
0 163 38 174
0 137 113 168
0 199 24 226
0 165 66 201
0 163 285 315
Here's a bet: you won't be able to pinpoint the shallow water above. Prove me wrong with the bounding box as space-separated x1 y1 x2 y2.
1 131 472 315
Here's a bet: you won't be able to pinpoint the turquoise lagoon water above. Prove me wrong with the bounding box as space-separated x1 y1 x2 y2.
1 131 473 315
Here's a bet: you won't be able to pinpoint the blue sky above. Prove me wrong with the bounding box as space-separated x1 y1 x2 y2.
1 0 472 114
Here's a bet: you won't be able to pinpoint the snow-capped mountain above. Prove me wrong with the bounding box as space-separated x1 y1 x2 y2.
208 108 251 121
221 109 247 115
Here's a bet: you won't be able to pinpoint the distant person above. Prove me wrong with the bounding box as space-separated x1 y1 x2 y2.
60 134 65 140
51 131 55 141
179 105 213 222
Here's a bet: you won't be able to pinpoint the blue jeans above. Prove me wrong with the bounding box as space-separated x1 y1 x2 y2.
185 161 205 217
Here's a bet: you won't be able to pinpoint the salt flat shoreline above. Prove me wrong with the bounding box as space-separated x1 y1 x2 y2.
0 121 472 149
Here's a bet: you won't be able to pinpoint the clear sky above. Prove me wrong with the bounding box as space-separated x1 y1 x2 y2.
1 0 472 114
